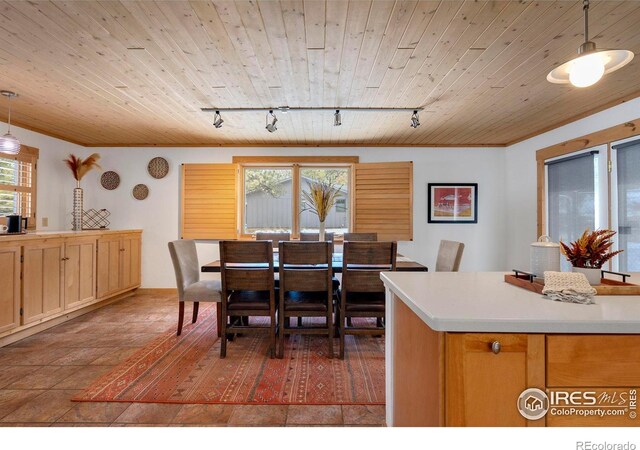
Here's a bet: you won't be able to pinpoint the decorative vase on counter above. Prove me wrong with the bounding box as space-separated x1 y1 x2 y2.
319 220 326 241
572 266 601 286
530 235 560 278
72 184 83 231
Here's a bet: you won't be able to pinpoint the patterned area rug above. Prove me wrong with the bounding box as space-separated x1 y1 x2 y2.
74 305 385 405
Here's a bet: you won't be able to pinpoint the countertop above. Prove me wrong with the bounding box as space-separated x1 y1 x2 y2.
381 271 640 334
0 229 142 242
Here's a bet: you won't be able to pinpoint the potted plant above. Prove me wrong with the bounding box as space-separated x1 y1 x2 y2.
560 229 623 285
63 153 101 231
301 179 342 241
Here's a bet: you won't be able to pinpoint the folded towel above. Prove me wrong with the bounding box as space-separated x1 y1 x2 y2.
542 271 597 305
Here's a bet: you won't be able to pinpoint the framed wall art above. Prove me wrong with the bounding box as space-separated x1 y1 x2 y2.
428 183 478 223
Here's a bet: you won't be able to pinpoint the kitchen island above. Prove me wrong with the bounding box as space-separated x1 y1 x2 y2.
382 272 640 427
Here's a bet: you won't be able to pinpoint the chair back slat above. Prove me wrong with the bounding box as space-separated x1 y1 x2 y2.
300 232 335 242
279 241 332 292
256 232 290 248
343 241 397 266
220 240 272 264
343 233 377 242
219 241 274 292
342 241 397 293
435 240 465 272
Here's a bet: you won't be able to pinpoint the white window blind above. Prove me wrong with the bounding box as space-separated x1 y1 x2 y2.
547 152 597 269
613 138 640 272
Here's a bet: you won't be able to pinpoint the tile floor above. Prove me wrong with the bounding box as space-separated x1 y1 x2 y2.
0 292 385 427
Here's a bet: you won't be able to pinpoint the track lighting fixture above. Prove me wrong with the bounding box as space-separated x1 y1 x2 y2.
334 110 341 127
213 111 223 128
547 0 634 88
0 90 20 155
265 110 278 133
410 110 420 129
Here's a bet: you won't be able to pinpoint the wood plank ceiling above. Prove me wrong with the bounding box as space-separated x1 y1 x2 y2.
0 0 639 147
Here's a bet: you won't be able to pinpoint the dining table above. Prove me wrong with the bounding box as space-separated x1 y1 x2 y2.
201 252 428 273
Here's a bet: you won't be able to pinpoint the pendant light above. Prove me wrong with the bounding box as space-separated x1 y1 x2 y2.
547 0 634 88
0 90 20 155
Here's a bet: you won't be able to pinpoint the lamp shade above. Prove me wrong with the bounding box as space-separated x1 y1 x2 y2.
547 49 634 87
0 132 20 155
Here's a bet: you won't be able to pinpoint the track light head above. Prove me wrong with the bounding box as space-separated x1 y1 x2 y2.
266 110 278 133
334 110 341 127
410 110 420 128
213 111 223 128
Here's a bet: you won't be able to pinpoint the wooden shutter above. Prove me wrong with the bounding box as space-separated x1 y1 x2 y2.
0 145 38 230
181 163 238 239
352 161 413 241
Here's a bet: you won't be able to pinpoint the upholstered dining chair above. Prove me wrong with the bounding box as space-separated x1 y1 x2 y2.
435 240 465 272
278 241 334 359
338 241 397 359
255 232 290 249
219 240 277 358
343 232 377 242
168 240 222 336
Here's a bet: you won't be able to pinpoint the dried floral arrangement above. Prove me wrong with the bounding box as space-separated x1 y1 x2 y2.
63 153 101 185
560 229 623 268
301 180 342 222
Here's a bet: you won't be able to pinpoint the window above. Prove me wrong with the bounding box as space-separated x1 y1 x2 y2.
612 138 640 272
0 146 38 228
243 167 293 234
241 164 350 237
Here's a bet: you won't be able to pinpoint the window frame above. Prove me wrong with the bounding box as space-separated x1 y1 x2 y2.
0 145 38 230
234 156 357 240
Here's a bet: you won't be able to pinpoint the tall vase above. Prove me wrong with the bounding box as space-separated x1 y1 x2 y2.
72 184 83 231
319 220 326 241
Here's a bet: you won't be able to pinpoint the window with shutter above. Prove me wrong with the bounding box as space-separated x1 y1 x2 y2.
0 145 38 229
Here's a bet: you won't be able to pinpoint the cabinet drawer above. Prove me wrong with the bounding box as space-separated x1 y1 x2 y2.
547 335 640 387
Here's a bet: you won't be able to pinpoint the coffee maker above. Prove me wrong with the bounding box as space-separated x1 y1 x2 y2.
6 214 28 233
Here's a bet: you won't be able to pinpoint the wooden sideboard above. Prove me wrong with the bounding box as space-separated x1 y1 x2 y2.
0 230 142 346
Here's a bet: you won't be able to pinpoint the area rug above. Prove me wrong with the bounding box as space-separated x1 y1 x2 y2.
74 305 385 405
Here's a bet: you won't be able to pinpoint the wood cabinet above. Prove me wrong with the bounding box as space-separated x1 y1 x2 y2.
0 244 21 333
0 230 142 342
63 236 97 309
22 239 65 324
97 233 141 298
445 333 545 427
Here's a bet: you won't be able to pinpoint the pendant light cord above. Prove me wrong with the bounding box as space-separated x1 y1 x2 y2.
583 0 590 43
6 95 11 133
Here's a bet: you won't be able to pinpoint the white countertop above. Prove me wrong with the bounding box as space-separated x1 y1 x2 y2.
381 271 640 334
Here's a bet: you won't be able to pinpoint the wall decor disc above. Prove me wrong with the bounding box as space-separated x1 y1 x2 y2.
100 171 120 190
132 184 149 200
147 157 169 179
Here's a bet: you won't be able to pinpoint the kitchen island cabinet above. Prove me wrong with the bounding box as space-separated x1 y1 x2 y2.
382 272 640 427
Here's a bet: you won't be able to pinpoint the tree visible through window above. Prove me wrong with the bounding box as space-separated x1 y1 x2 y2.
300 168 349 234
0 156 33 218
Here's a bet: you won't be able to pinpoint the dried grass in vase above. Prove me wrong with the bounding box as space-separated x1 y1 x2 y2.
64 153 101 187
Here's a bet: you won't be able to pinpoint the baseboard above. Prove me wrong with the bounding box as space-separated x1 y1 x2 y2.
0 291 135 348
135 288 178 295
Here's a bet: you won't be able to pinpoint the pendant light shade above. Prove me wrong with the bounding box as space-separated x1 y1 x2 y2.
547 0 634 88
0 90 20 155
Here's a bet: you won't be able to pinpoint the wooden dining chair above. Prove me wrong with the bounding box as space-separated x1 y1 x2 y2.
338 241 397 359
219 240 277 358
168 240 222 336
256 232 290 249
277 241 334 359
435 240 465 272
343 232 377 242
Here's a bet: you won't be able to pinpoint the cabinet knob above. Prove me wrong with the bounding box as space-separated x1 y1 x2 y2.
120 248 125 252
491 341 501 354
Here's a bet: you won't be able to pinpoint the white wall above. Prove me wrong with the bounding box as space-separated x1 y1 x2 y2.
11 127 507 287
504 96 640 270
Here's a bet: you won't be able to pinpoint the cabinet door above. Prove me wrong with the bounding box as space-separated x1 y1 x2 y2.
446 333 545 427
23 240 64 324
97 236 121 298
64 237 97 309
0 245 21 333
119 234 141 290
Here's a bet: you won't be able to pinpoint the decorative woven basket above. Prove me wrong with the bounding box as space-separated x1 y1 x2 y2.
100 171 120 190
132 184 149 200
147 157 169 179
